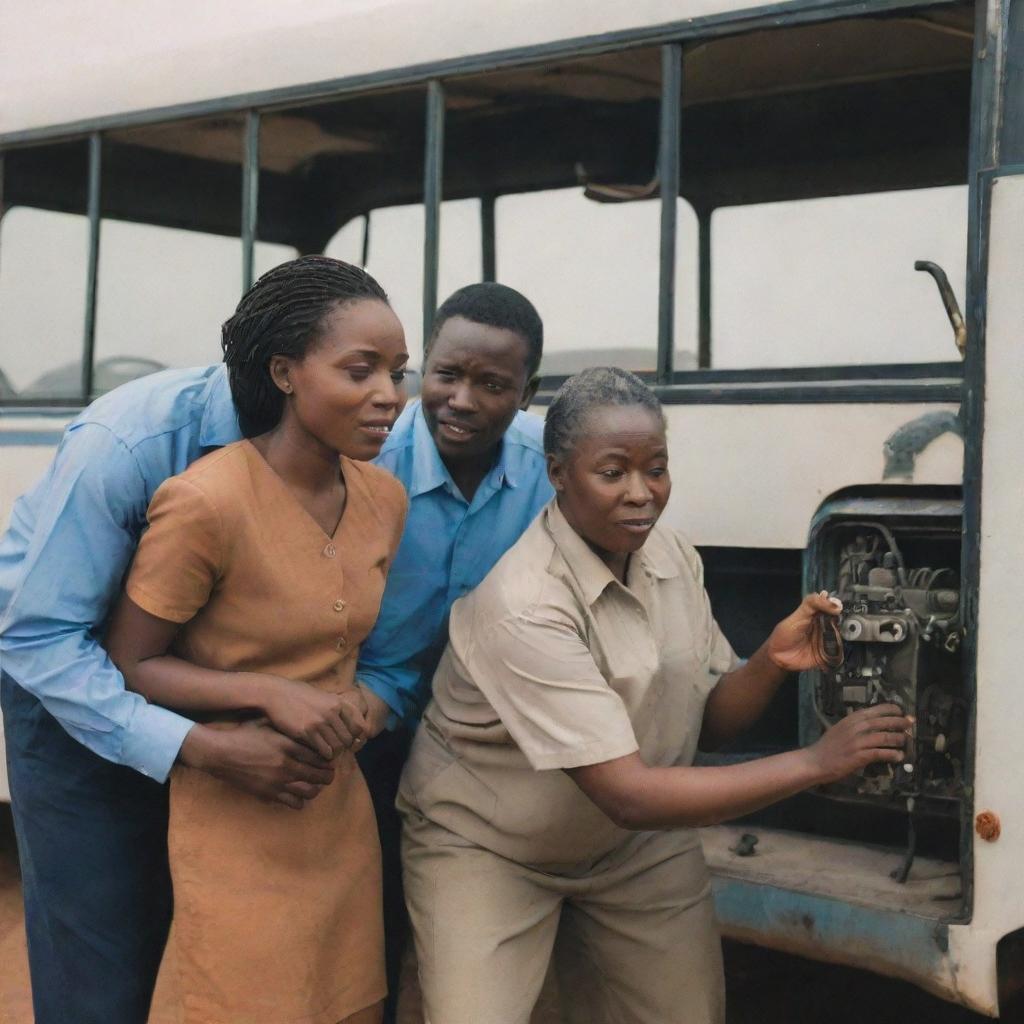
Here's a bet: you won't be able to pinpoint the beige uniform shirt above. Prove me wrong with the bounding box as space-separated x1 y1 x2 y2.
400 498 739 870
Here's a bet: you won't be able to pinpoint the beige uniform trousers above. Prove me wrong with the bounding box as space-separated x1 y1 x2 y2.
402 808 724 1024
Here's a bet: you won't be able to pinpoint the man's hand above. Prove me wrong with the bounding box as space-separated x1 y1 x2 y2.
178 720 335 810
356 683 393 739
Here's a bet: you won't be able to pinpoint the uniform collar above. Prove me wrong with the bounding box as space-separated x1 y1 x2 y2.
407 402 514 501
198 365 242 448
544 498 679 606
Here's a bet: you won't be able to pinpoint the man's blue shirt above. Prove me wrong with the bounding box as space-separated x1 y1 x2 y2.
361 400 553 726
0 364 240 782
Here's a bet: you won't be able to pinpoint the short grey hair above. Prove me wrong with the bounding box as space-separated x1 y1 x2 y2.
543 366 665 461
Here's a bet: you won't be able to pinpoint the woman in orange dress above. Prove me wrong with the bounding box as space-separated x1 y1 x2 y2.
105 256 409 1024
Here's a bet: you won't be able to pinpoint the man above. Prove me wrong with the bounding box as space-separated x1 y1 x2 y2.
356 282 554 1021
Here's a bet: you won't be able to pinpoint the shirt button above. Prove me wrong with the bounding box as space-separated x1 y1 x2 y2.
333 599 346 612
323 543 337 558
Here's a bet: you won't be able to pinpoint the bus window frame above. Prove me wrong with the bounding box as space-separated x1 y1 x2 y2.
0 0 973 409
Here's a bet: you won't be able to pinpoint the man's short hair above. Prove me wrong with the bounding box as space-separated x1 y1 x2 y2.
428 283 543 379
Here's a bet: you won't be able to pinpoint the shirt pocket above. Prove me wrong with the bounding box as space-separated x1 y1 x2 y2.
583 604 662 739
645 600 713 761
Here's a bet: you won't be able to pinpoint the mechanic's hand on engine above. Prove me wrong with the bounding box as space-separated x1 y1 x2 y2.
766 591 843 672
804 703 913 783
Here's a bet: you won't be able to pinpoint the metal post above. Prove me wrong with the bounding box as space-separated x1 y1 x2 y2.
423 80 445 344
481 195 496 282
81 133 102 401
361 212 371 267
0 155 6 275
657 44 683 384
241 110 261 292
697 207 712 369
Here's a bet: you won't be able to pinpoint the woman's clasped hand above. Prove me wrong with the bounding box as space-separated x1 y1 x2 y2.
257 675 371 759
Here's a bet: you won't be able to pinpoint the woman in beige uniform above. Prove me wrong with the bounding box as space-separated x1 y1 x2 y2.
399 366 912 1024
105 257 409 1024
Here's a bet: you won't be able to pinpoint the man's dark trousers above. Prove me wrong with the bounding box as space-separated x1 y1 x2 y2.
1 672 172 1024
357 725 413 1024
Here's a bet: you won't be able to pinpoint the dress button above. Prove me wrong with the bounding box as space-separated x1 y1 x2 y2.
323 543 337 558
333 599 346 612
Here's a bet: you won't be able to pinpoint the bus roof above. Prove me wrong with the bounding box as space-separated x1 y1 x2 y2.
1 0 782 138
0 0 974 245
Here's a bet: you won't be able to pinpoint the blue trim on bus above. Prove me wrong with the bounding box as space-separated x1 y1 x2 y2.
712 875 951 984
0 430 65 445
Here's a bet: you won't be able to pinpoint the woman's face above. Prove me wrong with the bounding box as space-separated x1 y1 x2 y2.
548 404 671 565
273 299 408 460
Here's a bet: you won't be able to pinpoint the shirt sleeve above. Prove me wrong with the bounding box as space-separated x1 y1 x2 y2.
357 643 421 727
354 472 416 727
464 606 640 772
356 565 423 728
0 424 194 781
126 476 222 624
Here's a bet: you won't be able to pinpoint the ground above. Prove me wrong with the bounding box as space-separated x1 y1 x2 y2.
0 805 1007 1024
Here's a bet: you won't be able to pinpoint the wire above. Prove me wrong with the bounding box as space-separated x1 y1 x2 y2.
890 797 917 884
813 612 844 669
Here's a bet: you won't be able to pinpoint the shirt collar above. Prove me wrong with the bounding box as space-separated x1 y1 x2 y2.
407 402 515 501
199 365 242 448
544 498 678 606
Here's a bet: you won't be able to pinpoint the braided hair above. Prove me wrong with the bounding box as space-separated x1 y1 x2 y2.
544 366 665 462
222 255 389 437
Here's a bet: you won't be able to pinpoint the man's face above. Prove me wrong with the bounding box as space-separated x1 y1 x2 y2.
419 315 534 468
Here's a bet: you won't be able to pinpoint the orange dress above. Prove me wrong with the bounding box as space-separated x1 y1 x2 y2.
125 440 407 1024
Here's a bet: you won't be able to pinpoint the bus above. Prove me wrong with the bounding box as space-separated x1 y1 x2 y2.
1 0 1020 1015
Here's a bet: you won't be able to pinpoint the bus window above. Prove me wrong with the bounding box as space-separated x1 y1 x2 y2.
673 10 972 370
0 140 90 401
261 84 467 361
324 216 364 267
323 200 480 367
95 117 295 393
710 186 968 368
95 221 294 390
496 189 699 376
444 48 671 376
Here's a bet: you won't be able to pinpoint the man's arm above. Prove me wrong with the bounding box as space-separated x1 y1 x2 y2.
356 657 421 736
0 423 194 780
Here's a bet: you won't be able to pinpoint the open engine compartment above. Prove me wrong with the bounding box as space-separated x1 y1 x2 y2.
802 496 966 817
699 489 967 900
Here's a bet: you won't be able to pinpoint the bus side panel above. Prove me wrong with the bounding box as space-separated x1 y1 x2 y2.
655 402 962 549
712 877 965 1004
965 172 1024 1009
